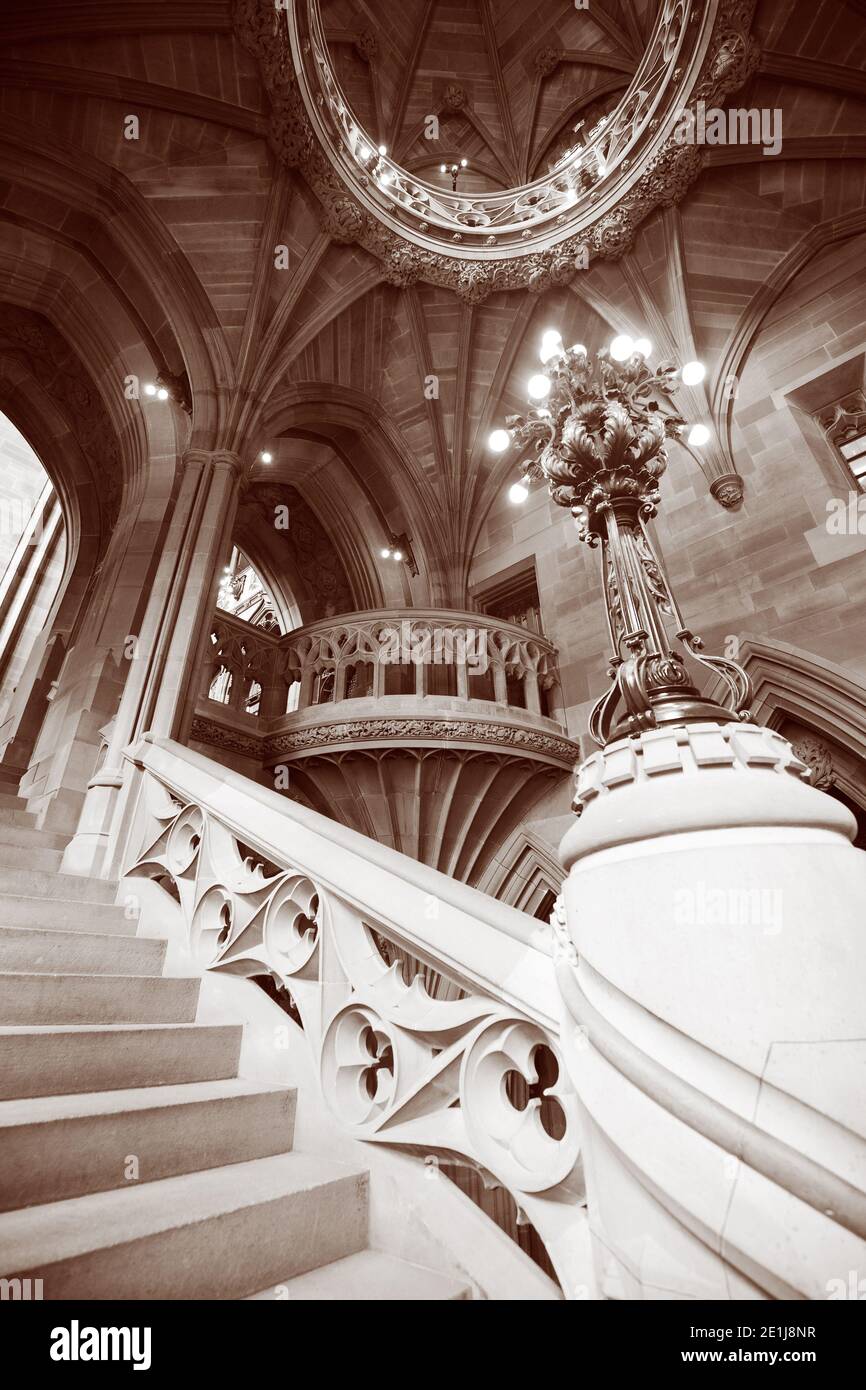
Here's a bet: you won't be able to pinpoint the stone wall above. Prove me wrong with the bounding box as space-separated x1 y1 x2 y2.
470 232 866 744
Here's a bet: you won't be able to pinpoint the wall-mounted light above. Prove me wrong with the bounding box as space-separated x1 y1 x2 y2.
260 450 273 464
380 532 418 576
142 368 192 414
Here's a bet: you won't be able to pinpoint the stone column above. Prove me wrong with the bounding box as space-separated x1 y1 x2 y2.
62 450 242 876
555 721 866 1300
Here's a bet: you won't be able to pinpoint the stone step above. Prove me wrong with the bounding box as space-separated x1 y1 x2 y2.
0 1152 369 1299
0 866 117 903
0 972 199 1026
0 895 135 934
0 1023 243 1099
0 926 165 976
0 807 37 828
0 824 68 853
0 791 27 811
0 841 64 872
0 1079 296 1211
246 1249 471 1301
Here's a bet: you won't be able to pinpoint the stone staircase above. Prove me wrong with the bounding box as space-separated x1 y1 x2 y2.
0 792 469 1300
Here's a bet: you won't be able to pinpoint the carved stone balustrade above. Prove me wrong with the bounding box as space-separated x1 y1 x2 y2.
192 609 580 887
123 737 592 1296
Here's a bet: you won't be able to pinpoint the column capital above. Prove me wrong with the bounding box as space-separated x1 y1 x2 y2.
181 448 244 479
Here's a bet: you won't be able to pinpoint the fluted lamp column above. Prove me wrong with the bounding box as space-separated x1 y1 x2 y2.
490 332 866 1301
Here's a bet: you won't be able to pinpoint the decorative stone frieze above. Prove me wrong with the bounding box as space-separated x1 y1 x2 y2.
266 714 579 765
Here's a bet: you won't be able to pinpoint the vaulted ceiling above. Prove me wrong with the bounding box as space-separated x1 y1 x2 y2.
0 0 864 608
321 0 655 186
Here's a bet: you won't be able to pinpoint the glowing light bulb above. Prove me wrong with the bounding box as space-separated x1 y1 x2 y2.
527 374 551 400
609 335 635 362
359 144 370 160
144 383 156 397
260 450 273 464
681 360 706 386
688 423 711 447
380 547 392 559
378 144 387 156
379 171 393 185
541 328 562 346
509 482 529 504
460 158 468 167
393 550 403 562
634 337 652 357
539 339 562 364
488 429 511 453
156 387 169 401
568 342 588 358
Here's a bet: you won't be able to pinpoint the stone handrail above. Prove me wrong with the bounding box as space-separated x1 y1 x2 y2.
204 607 566 726
124 735 590 1295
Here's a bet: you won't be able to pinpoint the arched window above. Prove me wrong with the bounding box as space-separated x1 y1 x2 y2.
0 412 66 779
217 548 284 633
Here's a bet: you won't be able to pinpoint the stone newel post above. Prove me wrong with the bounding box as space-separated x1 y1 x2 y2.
556 723 866 1299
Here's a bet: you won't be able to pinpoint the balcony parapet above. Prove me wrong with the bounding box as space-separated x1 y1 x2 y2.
193 609 580 883
200 607 571 737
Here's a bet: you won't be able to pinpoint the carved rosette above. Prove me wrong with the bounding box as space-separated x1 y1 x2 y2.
710 472 745 510
441 81 466 111
232 0 760 300
534 46 562 78
354 30 377 64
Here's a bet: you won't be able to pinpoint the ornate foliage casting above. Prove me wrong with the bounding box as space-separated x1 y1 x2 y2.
128 765 586 1285
503 344 752 745
233 0 759 300
790 734 834 792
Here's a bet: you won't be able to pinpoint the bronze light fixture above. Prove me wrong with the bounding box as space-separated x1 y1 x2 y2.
439 158 468 191
489 332 751 746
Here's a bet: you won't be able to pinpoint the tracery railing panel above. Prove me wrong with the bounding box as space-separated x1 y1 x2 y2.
202 608 566 727
125 737 590 1295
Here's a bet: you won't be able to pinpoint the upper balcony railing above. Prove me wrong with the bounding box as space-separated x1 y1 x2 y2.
202 607 567 730
288 0 697 255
